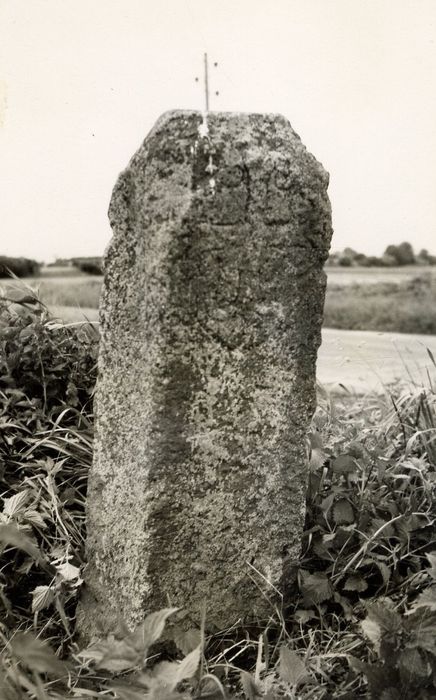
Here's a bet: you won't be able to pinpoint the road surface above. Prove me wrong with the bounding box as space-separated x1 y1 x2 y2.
319 328 436 392
50 306 436 393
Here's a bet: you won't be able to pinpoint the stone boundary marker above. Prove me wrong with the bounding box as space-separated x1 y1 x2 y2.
77 110 332 638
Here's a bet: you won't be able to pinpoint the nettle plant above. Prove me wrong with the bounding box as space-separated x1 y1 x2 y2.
352 556 436 699
1 286 436 698
0 287 97 641
295 381 436 697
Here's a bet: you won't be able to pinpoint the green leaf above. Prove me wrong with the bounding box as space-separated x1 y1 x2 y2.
426 552 436 580
368 557 391 586
404 609 436 654
23 509 47 528
427 346 436 367
333 592 355 619
31 585 55 613
172 627 202 656
380 690 402 700
409 585 436 613
78 640 111 664
361 617 382 653
240 671 261 700
4 290 39 304
128 607 178 653
331 454 359 475
108 683 153 700
96 638 140 672
2 490 30 516
293 609 316 624
146 649 201 693
348 657 399 697
398 648 429 680
0 663 21 700
10 632 67 676
361 603 402 655
0 523 51 571
343 575 368 592
83 609 179 674
309 431 327 471
299 571 333 605
174 644 201 685
148 660 180 688
278 647 308 687
320 493 335 515
55 561 82 583
333 498 355 525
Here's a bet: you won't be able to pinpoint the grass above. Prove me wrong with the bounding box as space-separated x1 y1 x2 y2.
324 275 436 334
4 268 436 336
326 265 436 286
24 279 102 310
1 288 436 698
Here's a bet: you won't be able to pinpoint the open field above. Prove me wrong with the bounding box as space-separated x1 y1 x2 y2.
1 272 102 310
36 265 90 278
2 264 436 339
326 264 436 286
324 275 436 334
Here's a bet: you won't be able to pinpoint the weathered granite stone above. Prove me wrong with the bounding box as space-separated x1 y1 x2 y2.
77 110 332 638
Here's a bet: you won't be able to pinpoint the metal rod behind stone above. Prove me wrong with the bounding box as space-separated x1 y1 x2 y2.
204 52 209 113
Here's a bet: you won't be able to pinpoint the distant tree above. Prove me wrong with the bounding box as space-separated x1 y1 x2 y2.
366 256 383 266
416 248 436 265
72 257 103 275
48 258 73 267
383 242 415 266
326 252 339 266
397 241 415 265
343 247 359 260
328 244 435 267
380 253 398 267
384 245 400 263
354 253 370 266
0 256 40 278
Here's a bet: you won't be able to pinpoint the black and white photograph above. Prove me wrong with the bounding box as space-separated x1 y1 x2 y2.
1 2 436 698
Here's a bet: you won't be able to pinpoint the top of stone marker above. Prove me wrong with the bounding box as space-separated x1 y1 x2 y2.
154 108 292 122
137 109 328 186
149 108 297 137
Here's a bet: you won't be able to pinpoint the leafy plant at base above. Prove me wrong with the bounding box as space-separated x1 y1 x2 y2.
0 288 97 643
350 552 436 698
1 284 436 698
290 381 436 696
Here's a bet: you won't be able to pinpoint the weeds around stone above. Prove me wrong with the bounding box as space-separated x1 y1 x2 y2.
1 289 436 698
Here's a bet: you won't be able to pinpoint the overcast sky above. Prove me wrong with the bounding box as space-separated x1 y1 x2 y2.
1 0 435 262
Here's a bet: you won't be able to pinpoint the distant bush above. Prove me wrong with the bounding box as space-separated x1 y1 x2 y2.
384 241 416 266
328 242 436 267
47 258 73 267
72 257 103 275
0 255 40 278
337 255 353 267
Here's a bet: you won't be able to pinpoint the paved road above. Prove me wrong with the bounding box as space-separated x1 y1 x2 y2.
51 306 436 393
319 328 436 392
